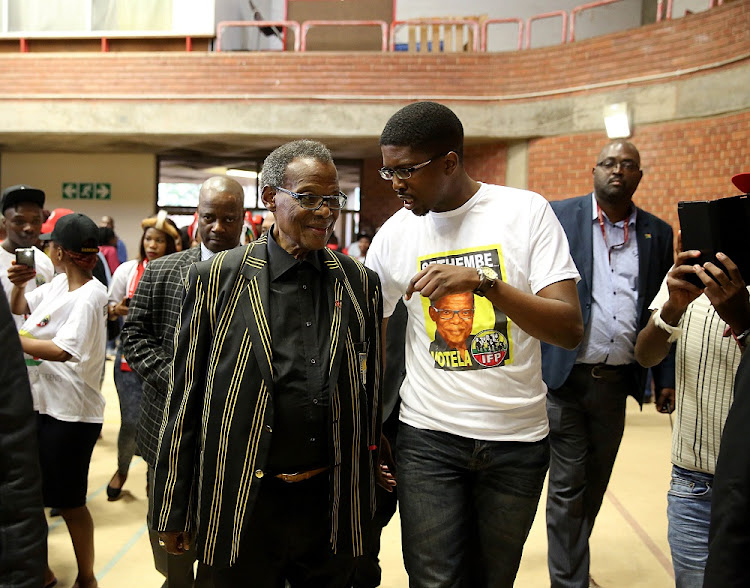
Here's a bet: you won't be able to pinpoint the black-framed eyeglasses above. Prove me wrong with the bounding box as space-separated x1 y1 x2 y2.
379 152 449 181
596 158 640 173
273 187 347 211
431 307 474 321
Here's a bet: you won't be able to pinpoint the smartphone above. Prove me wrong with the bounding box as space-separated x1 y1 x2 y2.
15 247 35 270
124 298 131 307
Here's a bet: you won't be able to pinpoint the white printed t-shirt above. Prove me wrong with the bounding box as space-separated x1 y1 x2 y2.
366 183 579 441
21 273 108 423
0 245 55 330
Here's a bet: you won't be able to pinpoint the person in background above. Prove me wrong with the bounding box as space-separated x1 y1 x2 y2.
0 185 55 330
260 211 275 235
634 241 749 587
98 226 120 276
698 171 750 588
0 289 47 588
348 233 371 263
8 212 107 588
366 101 582 587
105 211 179 501
100 215 128 264
541 140 674 588
121 176 245 587
152 140 383 586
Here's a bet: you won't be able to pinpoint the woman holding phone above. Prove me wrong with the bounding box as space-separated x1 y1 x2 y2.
105 211 179 500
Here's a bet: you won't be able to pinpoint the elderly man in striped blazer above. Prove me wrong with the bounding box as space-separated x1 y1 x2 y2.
152 140 383 587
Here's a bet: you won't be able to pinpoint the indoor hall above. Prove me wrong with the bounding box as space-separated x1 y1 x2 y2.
46 362 675 587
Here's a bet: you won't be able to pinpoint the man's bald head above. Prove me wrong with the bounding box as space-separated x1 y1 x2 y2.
196 176 245 253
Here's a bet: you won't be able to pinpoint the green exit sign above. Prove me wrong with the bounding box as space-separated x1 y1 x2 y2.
62 183 111 200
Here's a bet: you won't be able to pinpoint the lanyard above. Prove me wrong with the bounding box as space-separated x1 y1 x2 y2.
596 204 629 263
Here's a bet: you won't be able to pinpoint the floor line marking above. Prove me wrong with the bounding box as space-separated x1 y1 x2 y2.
96 523 148 580
606 489 674 578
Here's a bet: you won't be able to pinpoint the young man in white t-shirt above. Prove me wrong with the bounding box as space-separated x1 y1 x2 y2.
365 101 583 587
0 184 55 330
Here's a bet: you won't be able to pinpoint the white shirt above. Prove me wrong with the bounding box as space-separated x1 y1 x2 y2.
21 274 108 422
366 183 579 441
0 245 55 330
650 278 745 474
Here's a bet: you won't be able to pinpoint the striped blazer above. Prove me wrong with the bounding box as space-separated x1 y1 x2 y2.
151 237 383 568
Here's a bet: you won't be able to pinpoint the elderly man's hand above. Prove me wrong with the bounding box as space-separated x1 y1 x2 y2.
158 530 191 555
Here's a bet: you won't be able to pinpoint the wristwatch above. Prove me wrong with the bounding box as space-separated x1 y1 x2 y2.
473 266 498 297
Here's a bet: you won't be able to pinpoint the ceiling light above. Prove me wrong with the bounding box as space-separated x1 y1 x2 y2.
603 102 631 139
227 169 258 179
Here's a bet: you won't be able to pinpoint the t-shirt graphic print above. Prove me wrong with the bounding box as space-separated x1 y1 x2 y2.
420 246 512 371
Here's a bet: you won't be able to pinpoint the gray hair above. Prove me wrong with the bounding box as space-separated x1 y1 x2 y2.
261 140 334 188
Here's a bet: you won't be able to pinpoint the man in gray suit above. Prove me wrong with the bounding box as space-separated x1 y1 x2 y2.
121 175 245 587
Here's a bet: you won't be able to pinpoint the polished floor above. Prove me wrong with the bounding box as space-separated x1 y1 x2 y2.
47 362 676 587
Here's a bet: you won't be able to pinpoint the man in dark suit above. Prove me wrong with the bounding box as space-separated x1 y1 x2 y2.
541 140 675 588
152 140 383 586
121 175 245 587
0 289 46 588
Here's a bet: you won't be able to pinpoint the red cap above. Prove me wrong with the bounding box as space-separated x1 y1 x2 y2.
732 173 750 194
41 208 74 235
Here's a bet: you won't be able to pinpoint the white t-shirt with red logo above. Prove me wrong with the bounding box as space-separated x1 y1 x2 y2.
21 273 108 422
366 183 579 441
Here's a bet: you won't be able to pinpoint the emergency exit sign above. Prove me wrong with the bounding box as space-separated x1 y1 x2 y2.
62 182 111 200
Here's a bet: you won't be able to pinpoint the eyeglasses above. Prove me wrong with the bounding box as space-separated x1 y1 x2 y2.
378 152 449 181
274 187 347 211
596 158 640 172
432 307 474 321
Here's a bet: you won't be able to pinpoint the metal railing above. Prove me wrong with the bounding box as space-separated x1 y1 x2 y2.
215 20 301 52
570 0 627 42
480 18 524 52
300 20 389 52
525 11 568 49
657 0 723 21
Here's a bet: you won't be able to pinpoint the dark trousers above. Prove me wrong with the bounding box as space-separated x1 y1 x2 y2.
146 466 209 588
545 364 631 588
199 473 354 588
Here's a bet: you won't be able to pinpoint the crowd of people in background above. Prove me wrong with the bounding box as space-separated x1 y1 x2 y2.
0 101 749 588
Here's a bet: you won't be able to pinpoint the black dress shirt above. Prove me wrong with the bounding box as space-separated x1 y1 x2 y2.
266 232 330 472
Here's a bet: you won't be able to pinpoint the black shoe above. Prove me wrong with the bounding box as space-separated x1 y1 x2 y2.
106 484 122 501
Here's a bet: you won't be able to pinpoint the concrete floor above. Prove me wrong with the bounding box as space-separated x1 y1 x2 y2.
47 361 675 587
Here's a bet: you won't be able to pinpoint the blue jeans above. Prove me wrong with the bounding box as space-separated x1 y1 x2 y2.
396 423 549 588
667 465 713 588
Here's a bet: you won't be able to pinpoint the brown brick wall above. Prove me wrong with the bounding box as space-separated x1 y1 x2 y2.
527 110 750 232
0 2 745 99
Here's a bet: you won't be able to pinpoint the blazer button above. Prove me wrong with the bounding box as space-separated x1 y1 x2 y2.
255 469 264 478
264 425 272 433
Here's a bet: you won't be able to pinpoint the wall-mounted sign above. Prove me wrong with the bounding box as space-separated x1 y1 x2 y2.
62 182 111 200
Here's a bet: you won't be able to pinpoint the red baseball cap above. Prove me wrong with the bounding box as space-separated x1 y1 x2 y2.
41 208 74 235
732 173 750 194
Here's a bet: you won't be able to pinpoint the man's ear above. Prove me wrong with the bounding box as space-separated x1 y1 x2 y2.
261 186 277 212
444 152 459 176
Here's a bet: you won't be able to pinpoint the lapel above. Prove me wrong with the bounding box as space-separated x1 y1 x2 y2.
321 248 352 392
634 207 652 315
579 194 594 294
236 240 275 387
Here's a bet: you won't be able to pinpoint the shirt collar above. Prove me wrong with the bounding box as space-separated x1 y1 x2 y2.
267 229 322 281
590 192 637 226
